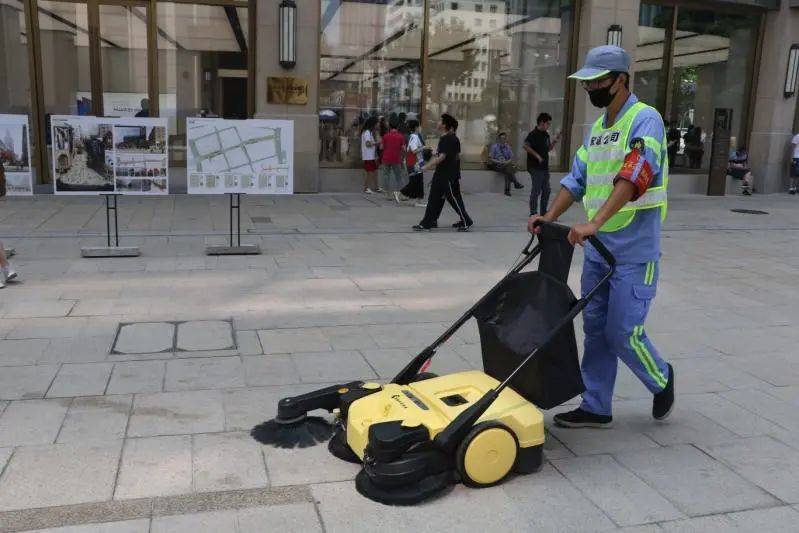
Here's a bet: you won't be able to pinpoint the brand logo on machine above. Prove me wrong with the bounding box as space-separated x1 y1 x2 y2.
391 394 408 408
589 131 620 147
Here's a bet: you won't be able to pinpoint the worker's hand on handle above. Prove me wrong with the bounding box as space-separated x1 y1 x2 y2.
567 221 600 246
527 214 552 235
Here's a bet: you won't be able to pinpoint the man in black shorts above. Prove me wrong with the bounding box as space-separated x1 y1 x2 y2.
413 113 473 231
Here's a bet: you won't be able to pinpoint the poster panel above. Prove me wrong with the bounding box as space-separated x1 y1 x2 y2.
0 114 33 196
112 118 169 195
186 118 293 195
51 116 168 195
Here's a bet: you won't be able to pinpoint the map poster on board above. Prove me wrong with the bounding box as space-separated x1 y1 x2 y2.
186 118 293 195
0 114 33 196
51 115 169 195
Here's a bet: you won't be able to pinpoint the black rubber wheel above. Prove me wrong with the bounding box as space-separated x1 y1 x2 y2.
355 468 453 505
455 421 518 488
328 427 362 464
411 372 438 382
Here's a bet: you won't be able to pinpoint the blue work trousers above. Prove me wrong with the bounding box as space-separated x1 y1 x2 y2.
579 259 670 416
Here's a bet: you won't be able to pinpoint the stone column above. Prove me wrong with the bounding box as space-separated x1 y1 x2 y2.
748 4 799 193
569 0 641 157
256 0 320 193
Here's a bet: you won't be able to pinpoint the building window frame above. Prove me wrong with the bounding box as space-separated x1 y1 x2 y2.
634 0 766 167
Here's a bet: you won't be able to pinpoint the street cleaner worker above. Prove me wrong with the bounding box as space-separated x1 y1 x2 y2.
528 45 674 428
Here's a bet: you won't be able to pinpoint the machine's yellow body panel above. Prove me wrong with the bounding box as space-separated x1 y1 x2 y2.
345 370 545 460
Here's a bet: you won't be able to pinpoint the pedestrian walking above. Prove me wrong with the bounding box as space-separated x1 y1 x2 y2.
790 131 799 194
380 118 408 203
529 45 674 427
360 117 379 193
487 132 523 196
400 119 425 200
413 113 473 231
524 113 560 216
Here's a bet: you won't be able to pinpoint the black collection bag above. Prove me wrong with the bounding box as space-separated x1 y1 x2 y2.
473 225 585 409
0 164 6 197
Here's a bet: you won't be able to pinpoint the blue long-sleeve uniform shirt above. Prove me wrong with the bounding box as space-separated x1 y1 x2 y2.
561 94 666 265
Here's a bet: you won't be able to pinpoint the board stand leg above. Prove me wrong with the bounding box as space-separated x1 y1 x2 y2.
206 193 260 256
81 194 141 258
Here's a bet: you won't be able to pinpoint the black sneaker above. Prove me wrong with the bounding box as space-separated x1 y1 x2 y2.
653 363 675 420
790 188 797 195
412 224 432 232
457 222 473 232
554 408 613 428
504 190 511 196
514 182 524 189
452 221 464 228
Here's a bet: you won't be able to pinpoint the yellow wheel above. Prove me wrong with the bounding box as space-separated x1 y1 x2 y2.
456 422 518 487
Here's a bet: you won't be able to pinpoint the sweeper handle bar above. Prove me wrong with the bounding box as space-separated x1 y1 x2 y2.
391 235 540 385
433 223 616 454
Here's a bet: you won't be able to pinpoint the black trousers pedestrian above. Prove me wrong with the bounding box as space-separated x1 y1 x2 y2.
487 162 520 192
528 168 551 216
420 174 472 228
401 170 424 199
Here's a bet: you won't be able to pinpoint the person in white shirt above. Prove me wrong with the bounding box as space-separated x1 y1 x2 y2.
790 133 799 195
360 117 379 193
400 119 425 200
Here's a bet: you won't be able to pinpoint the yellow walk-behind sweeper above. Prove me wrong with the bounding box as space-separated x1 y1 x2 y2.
253 221 616 505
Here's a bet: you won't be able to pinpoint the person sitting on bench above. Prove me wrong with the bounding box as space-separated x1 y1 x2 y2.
488 132 523 196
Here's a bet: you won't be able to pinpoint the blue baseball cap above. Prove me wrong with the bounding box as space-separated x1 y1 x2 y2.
569 45 630 81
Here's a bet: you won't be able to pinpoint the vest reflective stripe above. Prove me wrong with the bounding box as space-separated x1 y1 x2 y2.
587 148 627 163
582 101 668 232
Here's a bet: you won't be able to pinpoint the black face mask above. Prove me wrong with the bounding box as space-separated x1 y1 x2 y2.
587 78 618 108
587 86 615 108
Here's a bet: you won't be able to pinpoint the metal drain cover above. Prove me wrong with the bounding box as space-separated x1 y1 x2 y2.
251 216 272 223
731 209 769 215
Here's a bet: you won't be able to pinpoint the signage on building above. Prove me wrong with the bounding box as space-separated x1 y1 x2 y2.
267 77 309 105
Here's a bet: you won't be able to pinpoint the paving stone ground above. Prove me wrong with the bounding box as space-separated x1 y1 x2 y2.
1 192 799 531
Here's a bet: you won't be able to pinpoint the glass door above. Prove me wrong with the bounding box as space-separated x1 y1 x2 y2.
97 1 150 117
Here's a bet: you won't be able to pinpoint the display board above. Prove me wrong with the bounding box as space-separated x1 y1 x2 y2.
51 116 168 195
186 118 293 195
0 114 33 196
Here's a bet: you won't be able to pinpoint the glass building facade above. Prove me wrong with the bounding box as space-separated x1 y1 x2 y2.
1 0 795 190
319 0 575 170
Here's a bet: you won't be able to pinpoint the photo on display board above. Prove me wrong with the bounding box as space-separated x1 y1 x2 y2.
112 119 169 195
186 118 294 195
52 116 115 194
51 116 169 195
0 114 33 196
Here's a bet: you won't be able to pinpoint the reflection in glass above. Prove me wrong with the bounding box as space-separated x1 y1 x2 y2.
0 0 31 115
99 5 149 118
318 0 424 167
635 4 673 111
668 10 757 170
38 1 92 183
157 3 249 164
424 0 572 168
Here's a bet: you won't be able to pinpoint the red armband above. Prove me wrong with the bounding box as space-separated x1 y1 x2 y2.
614 144 653 200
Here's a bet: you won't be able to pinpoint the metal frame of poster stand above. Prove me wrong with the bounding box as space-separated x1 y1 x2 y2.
206 193 261 256
80 194 141 258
